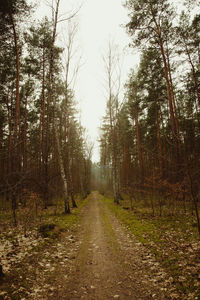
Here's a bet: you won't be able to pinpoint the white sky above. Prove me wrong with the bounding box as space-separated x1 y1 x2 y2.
33 0 139 161
77 0 139 162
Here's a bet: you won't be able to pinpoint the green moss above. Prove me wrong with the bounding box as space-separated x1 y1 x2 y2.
39 196 89 239
102 197 159 246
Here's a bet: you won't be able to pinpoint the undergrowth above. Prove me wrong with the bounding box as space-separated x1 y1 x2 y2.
102 196 200 299
41 196 88 237
0 195 89 299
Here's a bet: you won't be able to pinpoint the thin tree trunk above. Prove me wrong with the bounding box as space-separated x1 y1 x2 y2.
10 13 20 148
23 96 28 172
155 100 163 177
70 150 77 208
111 119 120 204
11 192 17 226
135 108 144 183
10 12 20 219
184 41 200 109
6 86 14 178
188 171 200 238
49 0 70 213
41 48 46 175
150 10 180 170
159 104 168 178
44 90 50 209
166 43 180 141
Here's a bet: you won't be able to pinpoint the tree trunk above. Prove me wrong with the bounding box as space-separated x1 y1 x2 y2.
135 108 144 183
184 41 200 109
6 87 14 179
187 170 200 238
155 100 163 177
40 47 46 176
70 151 77 208
10 13 20 173
11 192 17 226
151 10 180 173
166 43 180 141
49 0 70 214
23 96 28 172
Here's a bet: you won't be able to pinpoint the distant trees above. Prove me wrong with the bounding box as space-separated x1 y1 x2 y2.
0 0 92 223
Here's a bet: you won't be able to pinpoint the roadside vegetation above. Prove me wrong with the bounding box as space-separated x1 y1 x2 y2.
0 195 88 275
102 194 200 298
0 194 89 299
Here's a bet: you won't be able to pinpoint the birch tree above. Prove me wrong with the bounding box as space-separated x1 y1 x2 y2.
48 0 79 213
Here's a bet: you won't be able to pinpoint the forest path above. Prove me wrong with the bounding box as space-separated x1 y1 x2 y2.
1 192 176 299
51 191 170 300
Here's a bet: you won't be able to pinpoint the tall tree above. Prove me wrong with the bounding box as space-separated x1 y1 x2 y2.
125 0 181 174
48 0 80 213
0 0 30 224
102 41 123 204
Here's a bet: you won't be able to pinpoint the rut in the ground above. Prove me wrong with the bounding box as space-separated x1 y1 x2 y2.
51 191 173 300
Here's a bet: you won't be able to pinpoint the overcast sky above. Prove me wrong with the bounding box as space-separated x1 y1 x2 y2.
33 0 139 161
77 0 139 161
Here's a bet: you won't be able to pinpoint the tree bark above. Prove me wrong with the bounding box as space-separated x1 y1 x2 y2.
9 12 20 219
150 9 180 170
49 0 70 213
135 107 144 183
155 100 163 178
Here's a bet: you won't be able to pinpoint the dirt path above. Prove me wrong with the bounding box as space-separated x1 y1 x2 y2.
1 192 177 299
49 192 174 300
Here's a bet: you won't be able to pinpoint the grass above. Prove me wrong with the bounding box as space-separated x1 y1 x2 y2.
36 196 89 239
0 195 88 239
39 195 89 239
0 195 89 299
102 196 200 298
99 200 119 254
102 197 160 245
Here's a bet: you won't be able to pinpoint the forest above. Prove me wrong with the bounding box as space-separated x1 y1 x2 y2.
99 0 200 231
0 0 200 299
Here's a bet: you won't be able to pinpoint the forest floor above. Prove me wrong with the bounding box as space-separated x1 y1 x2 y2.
0 191 199 299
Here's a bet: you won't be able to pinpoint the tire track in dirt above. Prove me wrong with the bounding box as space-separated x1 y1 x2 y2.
54 191 172 300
